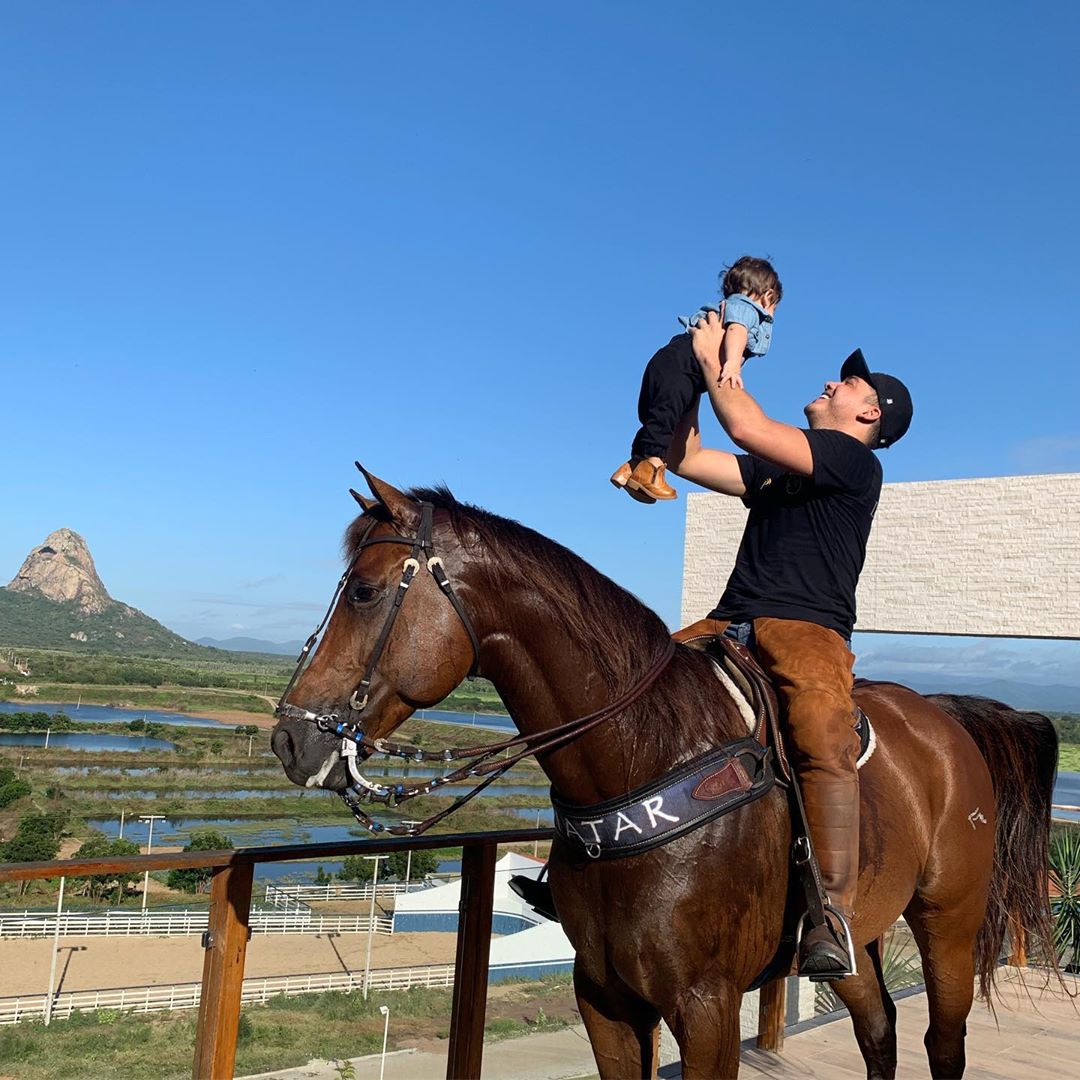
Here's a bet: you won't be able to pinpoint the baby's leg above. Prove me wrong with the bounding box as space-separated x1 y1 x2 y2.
631 334 707 462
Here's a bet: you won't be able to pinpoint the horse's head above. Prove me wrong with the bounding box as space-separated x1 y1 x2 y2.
271 467 481 792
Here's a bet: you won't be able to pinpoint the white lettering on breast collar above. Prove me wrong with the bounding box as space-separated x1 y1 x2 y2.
642 795 680 829
613 811 643 841
581 819 604 843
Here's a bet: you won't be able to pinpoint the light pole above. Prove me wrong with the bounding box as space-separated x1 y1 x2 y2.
139 815 166 912
43 875 65 1026
378 1004 390 1080
534 808 543 857
362 855 388 999
401 821 422 893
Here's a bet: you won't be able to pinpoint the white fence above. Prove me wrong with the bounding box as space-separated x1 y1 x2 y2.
0 964 456 1025
0 908 393 939
264 881 426 907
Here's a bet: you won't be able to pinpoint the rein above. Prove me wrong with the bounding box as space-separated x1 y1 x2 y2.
275 495 676 837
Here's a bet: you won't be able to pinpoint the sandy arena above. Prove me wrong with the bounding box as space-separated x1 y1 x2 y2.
1 929 460 997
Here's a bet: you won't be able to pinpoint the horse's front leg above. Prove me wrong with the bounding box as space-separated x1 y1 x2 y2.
667 974 743 1080
574 961 661 1080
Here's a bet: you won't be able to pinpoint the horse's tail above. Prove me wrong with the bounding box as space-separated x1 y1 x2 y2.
927 693 1059 1000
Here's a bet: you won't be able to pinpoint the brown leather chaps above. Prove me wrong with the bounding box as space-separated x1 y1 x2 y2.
752 617 860 918
676 615 861 918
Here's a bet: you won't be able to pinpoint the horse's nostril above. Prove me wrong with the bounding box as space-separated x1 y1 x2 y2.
271 728 296 768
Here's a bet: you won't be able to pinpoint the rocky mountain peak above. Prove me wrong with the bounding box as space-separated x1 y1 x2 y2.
7 529 114 615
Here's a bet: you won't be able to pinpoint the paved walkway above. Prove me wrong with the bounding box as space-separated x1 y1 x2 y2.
741 968 1078 1079
239 1024 598 1080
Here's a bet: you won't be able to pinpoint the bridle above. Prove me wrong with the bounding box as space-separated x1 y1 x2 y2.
275 494 675 837
278 500 481 719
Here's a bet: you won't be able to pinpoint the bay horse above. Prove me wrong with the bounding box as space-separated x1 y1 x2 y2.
271 470 1057 1079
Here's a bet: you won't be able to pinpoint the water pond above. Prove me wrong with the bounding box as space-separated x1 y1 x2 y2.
0 701 231 729
85 816 450 882
0 732 177 752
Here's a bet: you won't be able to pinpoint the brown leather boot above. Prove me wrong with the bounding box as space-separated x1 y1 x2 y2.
610 461 657 503
626 459 677 501
798 777 859 978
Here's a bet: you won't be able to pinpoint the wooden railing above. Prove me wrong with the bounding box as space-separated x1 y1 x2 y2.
9 809 1043 1070
0 827 549 1079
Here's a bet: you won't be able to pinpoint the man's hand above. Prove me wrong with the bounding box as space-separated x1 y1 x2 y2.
688 309 725 382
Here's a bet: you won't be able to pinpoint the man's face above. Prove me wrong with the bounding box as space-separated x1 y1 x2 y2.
804 374 879 429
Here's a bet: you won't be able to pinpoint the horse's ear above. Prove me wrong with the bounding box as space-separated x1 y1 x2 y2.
355 463 418 524
349 488 378 513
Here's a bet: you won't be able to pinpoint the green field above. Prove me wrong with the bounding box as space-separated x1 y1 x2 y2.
0 978 578 1080
1 646 506 717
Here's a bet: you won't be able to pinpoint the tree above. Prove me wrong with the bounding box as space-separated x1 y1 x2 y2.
1 816 62 863
338 848 441 884
386 848 440 882
165 830 233 893
72 833 141 904
1 813 66 894
0 768 31 810
338 855 376 883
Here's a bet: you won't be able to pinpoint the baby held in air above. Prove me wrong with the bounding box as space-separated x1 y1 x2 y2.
611 255 782 502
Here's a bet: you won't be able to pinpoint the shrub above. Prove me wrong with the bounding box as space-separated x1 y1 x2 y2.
72 833 142 904
1049 827 1080 972
165 830 233 893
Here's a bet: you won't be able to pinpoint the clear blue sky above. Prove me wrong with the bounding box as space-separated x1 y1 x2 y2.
2 3 1078 684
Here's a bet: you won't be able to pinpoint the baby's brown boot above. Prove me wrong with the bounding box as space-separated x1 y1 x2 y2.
626 460 676 501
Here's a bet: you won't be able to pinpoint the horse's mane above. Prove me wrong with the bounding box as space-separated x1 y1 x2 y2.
346 485 671 693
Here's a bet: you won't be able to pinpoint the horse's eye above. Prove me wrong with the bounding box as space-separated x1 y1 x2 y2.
348 582 381 606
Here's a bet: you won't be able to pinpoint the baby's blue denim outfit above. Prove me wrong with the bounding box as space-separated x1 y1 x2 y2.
677 293 774 358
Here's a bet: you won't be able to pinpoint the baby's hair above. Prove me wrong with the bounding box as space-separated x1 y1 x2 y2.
721 256 783 303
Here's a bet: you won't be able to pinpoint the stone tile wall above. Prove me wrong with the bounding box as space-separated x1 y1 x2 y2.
681 473 1080 638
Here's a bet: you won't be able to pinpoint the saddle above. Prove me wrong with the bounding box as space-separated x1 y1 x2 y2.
674 618 872 780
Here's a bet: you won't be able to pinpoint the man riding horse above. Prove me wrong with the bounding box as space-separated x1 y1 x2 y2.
669 311 913 978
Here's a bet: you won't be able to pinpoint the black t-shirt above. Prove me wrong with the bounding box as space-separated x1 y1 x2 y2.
709 429 882 638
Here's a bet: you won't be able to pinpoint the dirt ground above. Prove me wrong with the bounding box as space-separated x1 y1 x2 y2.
0 930 460 997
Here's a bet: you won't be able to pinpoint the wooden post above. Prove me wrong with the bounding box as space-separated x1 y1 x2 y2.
192 861 254 1080
446 842 497 1080
756 978 786 1052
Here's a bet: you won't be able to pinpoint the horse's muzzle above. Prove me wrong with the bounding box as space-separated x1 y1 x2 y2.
271 722 349 790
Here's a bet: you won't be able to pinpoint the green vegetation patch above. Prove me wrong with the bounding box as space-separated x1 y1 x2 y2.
1057 743 1080 772
0 981 578 1080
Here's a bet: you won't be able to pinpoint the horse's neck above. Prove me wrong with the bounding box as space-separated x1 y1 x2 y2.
481 612 742 805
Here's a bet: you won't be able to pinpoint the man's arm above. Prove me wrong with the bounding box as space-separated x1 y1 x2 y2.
666 400 747 496
689 311 813 476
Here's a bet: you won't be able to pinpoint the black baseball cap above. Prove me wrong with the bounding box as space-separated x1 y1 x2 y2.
840 349 913 449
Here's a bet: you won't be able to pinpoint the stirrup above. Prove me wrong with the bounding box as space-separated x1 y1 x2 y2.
508 874 560 923
795 903 857 981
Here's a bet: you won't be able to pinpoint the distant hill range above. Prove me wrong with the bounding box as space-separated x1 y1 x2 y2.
872 672 1080 715
197 636 304 656
0 528 207 657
